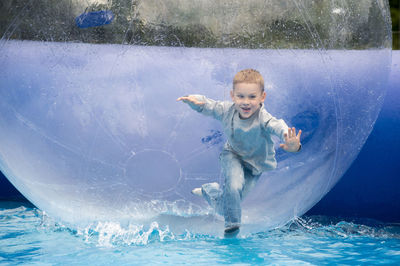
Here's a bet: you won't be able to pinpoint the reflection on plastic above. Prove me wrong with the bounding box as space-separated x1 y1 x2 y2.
75 11 114 29
201 130 224 147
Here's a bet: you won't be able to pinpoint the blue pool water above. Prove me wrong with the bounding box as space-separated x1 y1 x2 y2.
1 202 399 265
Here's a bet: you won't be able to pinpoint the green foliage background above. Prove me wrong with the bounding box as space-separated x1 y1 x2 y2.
390 0 400 49
0 0 395 49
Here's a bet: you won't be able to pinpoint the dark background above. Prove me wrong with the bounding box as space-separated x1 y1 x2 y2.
1 1 400 223
391 0 400 49
306 54 400 223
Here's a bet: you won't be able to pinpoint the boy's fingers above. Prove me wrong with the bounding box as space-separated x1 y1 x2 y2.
177 96 193 103
297 129 302 139
177 96 204 106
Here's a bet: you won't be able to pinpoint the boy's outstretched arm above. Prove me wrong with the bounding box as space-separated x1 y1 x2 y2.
280 127 302 152
177 94 227 121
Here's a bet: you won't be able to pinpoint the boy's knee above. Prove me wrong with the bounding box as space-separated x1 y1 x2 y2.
219 152 234 166
226 175 244 192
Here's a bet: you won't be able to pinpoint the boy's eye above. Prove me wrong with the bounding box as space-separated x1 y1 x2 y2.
237 95 244 98
249 95 256 99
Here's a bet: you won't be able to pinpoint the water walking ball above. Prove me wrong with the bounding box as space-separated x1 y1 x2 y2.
0 0 392 234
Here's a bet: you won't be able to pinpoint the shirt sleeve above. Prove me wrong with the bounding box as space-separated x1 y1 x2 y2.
187 94 230 121
262 111 289 142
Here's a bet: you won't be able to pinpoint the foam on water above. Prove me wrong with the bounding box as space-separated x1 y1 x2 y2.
1 203 399 264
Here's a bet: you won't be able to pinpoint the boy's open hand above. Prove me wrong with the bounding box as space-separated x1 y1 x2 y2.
280 127 302 152
177 95 205 106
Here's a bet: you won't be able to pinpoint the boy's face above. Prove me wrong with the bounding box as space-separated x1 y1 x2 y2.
230 82 266 119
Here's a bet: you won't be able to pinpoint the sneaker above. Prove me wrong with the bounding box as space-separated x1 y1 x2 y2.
224 225 240 236
208 182 220 190
191 187 202 196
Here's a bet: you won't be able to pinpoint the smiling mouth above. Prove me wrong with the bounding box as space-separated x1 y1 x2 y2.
241 107 251 112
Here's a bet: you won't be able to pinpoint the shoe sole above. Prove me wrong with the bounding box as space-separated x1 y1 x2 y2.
224 225 240 234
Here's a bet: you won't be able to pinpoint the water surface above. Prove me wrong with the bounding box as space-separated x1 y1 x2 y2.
1 202 399 265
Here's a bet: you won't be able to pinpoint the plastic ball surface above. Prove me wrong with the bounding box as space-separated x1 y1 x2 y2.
0 0 392 234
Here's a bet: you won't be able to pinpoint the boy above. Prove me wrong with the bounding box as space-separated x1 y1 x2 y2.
177 69 301 234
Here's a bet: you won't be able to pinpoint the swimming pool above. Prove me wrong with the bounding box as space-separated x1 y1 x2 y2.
1 201 399 265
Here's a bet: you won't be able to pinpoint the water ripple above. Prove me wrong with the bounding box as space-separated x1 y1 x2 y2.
1 203 400 265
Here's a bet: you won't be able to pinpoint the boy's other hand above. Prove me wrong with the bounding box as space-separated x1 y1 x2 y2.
280 127 302 152
177 95 205 106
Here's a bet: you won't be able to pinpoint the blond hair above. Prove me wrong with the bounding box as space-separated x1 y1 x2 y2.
233 69 264 91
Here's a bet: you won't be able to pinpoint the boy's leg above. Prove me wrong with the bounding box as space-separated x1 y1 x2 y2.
220 150 245 229
200 182 223 214
241 166 262 199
